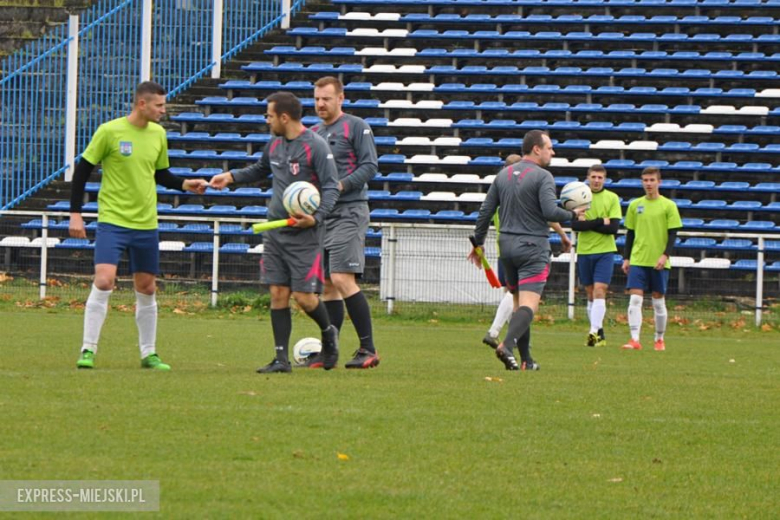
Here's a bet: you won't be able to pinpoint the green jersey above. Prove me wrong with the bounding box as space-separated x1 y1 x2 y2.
577 189 622 255
81 117 169 230
624 195 682 269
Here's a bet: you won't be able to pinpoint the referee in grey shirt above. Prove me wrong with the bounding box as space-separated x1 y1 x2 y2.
309 76 380 370
470 130 586 371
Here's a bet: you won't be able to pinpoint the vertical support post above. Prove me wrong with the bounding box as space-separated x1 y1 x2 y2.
64 15 79 181
756 235 764 327
140 0 153 82
386 224 396 315
211 220 220 307
39 214 49 300
281 0 292 29
211 0 224 79
568 231 576 320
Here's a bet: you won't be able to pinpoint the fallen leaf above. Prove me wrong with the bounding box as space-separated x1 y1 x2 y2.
337 452 350 461
238 391 257 396
293 450 305 459
592 413 601 418
729 359 736 364
484 376 503 383
608 478 623 483
652 458 662 464
761 324 773 332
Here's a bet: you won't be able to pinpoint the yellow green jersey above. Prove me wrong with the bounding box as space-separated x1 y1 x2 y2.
81 117 169 230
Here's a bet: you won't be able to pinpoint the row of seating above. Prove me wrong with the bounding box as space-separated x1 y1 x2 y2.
0 236 382 258
163 147 780 175
44 201 780 227
243 61 780 82
266 45 780 64
197 97 780 126
6 235 777 268
78 181 780 209
331 0 779 7
18 219 385 239
218 79 780 99
310 12 780 26
167 131 780 156
287 26 780 44
161 167 780 193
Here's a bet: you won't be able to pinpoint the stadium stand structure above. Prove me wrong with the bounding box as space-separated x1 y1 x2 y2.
4 0 780 295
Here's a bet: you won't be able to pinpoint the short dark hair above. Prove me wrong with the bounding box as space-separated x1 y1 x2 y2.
134 81 165 103
504 154 522 166
521 130 549 156
641 166 662 179
266 91 302 121
314 76 344 94
588 164 607 175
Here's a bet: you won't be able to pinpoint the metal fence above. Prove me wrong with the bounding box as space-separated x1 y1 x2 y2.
0 0 299 210
1 210 778 327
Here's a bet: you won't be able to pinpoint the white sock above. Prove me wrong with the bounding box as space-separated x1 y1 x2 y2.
135 291 157 359
488 292 514 338
628 294 643 342
83 284 112 354
653 297 667 341
586 300 593 323
590 298 606 334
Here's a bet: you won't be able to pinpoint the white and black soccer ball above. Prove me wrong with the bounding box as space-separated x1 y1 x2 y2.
560 181 593 210
293 337 322 365
282 181 320 216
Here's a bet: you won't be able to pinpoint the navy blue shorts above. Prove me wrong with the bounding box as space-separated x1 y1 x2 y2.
626 265 669 294
497 260 506 287
94 223 159 274
577 252 615 286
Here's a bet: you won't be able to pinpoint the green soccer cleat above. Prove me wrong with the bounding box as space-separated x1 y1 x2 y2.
76 350 95 369
141 353 171 371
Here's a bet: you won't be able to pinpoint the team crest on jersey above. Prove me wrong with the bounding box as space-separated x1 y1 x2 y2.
637 205 645 214
290 161 300 176
119 141 133 156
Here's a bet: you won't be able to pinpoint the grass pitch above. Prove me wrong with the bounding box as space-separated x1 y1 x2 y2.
0 309 778 518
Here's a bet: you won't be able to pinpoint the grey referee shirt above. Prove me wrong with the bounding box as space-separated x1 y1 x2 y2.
474 159 576 249
231 128 340 224
312 113 378 205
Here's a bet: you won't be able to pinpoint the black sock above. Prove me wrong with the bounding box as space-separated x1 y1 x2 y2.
516 328 532 363
598 328 605 340
505 306 534 357
324 300 345 331
271 308 292 363
344 291 375 353
305 300 332 331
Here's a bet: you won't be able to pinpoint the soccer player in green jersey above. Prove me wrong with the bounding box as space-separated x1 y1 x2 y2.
621 167 683 351
571 165 622 347
70 81 208 370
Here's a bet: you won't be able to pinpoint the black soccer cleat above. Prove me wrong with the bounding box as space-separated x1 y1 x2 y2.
299 352 324 369
495 344 519 371
321 325 339 370
256 359 292 374
482 333 499 349
345 349 380 369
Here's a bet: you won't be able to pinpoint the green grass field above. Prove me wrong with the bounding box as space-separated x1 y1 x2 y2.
1 308 778 518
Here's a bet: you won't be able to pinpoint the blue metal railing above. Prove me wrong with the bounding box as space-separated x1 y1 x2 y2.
1 0 301 210
1 24 70 210
76 0 142 155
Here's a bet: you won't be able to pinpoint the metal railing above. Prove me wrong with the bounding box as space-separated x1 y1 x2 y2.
1 209 778 326
1 0 301 210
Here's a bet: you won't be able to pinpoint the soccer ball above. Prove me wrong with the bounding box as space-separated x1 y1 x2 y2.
282 181 320 216
293 337 322 365
560 181 593 210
